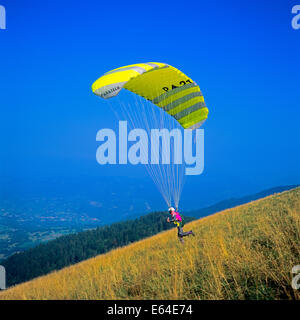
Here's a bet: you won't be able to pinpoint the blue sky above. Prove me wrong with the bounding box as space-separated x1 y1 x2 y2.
0 0 299 209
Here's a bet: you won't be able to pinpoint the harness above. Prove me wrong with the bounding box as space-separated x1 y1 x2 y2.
172 212 185 228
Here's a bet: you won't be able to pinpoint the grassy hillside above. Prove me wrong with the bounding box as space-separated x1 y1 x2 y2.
1 212 194 288
0 187 299 300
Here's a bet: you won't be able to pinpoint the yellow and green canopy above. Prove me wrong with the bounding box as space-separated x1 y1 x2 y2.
92 62 209 129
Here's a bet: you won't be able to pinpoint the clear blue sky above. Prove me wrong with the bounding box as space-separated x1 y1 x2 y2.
0 0 299 208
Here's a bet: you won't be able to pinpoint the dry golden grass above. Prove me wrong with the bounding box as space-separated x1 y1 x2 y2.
1 187 299 300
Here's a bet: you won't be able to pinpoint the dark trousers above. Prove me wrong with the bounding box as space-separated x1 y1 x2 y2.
177 227 192 238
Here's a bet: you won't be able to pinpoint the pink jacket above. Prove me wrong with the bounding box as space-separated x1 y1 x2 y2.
172 211 182 222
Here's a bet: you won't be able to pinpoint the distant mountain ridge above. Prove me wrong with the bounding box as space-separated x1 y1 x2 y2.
186 185 298 218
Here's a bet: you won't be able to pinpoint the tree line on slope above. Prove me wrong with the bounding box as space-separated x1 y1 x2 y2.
0 211 194 288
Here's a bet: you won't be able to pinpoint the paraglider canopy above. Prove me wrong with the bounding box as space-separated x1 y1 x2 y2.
92 62 209 209
92 62 209 130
